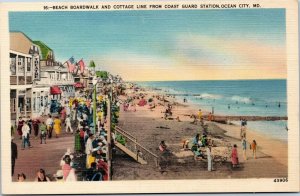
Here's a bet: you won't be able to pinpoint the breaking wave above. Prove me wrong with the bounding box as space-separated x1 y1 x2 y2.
196 93 222 100
230 95 252 103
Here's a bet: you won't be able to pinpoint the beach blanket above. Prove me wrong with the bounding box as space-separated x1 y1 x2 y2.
138 99 147 106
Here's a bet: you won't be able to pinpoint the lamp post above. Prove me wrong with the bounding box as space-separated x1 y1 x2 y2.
106 75 114 180
92 76 98 134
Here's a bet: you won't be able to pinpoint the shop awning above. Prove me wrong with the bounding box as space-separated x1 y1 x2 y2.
74 82 84 88
50 86 62 95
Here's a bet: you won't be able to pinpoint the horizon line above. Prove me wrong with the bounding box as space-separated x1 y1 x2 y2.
125 78 287 83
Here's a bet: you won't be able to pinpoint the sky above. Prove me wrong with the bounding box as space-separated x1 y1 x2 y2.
9 9 286 81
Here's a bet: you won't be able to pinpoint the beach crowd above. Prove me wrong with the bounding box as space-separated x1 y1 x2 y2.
11 89 119 182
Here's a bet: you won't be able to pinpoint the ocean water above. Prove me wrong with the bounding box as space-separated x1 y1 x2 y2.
136 80 287 141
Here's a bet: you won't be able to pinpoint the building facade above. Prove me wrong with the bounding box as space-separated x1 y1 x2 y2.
33 41 55 67
10 32 41 123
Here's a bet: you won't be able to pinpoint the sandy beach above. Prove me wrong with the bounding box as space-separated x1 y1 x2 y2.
111 86 288 180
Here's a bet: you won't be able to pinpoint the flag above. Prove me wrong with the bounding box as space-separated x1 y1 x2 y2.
73 62 79 75
66 57 75 73
78 59 85 74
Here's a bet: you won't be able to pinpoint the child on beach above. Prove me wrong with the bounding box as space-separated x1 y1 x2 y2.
208 112 214 121
240 126 247 140
231 144 239 168
198 109 202 120
191 114 197 124
182 139 189 150
242 137 247 160
250 140 257 159
159 141 168 152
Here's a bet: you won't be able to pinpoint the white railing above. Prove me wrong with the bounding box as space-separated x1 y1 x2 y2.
36 78 74 86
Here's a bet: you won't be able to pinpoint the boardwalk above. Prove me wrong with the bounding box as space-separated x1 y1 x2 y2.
12 131 74 181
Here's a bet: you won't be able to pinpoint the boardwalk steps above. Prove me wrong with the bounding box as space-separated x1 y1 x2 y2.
114 142 147 164
114 126 159 166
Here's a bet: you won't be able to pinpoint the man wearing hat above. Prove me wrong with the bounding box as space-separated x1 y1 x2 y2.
17 117 25 139
85 133 95 168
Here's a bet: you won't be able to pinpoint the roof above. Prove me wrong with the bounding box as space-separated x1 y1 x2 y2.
33 41 53 60
10 31 36 54
10 31 34 42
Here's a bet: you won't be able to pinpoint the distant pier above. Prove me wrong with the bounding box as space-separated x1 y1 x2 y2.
210 115 288 124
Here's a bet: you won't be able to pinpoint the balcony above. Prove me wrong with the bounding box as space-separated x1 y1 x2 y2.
35 78 75 86
10 76 33 85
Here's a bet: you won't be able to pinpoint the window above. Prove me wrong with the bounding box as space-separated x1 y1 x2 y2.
27 58 31 72
26 98 31 111
10 98 16 113
41 96 43 107
36 96 40 111
44 96 48 106
18 96 25 112
10 55 16 75
33 97 36 111
18 57 25 74
10 90 16 112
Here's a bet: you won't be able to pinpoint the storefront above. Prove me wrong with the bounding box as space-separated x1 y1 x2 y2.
50 86 62 114
32 87 50 117
10 87 32 124
59 85 75 99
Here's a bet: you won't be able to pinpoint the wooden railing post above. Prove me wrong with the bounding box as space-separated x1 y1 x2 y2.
115 126 159 167
107 98 111 181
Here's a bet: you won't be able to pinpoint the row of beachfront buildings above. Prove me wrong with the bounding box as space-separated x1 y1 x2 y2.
9 31 91 125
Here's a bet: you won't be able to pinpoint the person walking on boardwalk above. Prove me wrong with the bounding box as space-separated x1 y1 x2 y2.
46 115 53 139
53 116 62 138
39 121 47 144
60 106 66 123
17 117 25 139
231 144 239 168
11 137 18 176
21 122 31 149
242 137 247 161
65 115 73 134
32 118 40 139
250 140 257 159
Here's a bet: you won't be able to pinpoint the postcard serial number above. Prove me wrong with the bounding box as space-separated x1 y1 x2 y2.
274 178 288 182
